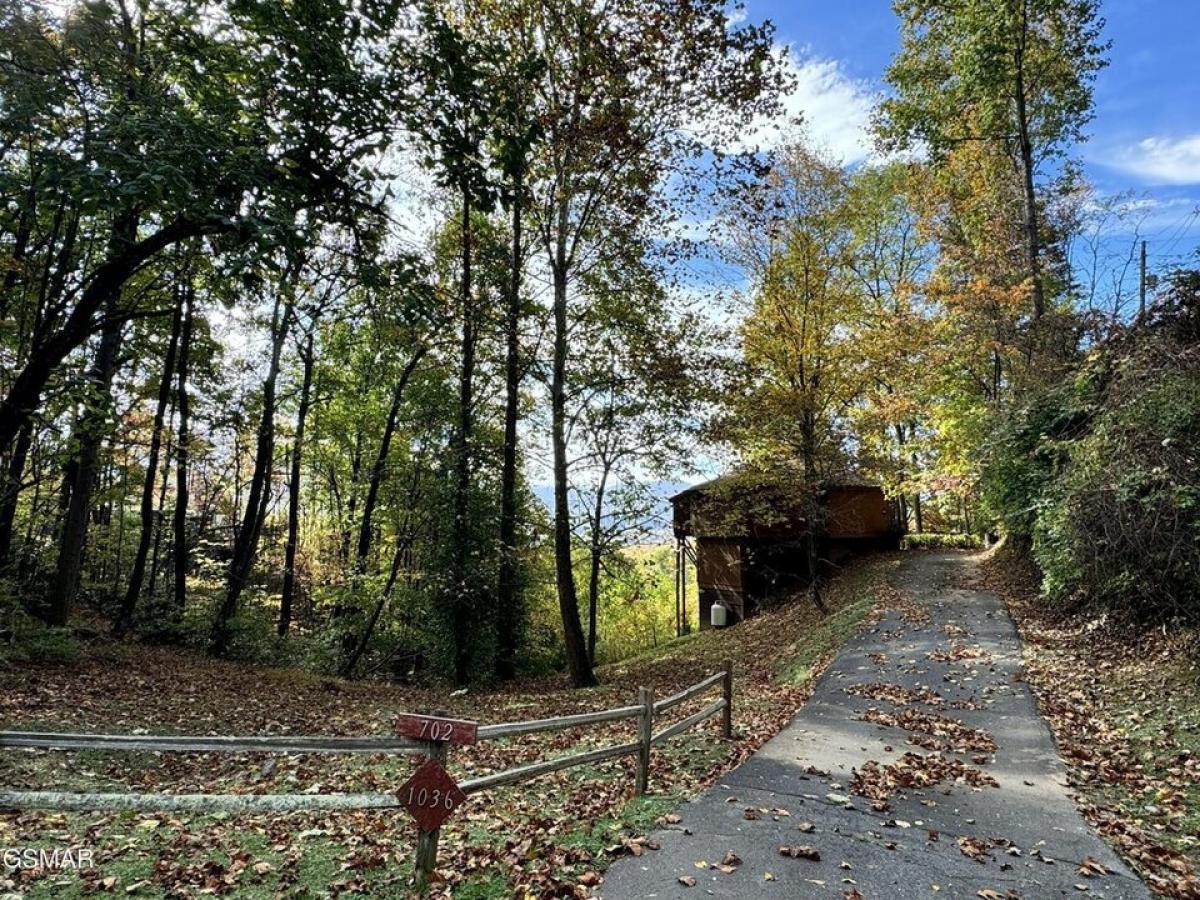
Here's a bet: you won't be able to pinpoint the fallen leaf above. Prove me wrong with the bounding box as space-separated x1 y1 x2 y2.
779 845 821 861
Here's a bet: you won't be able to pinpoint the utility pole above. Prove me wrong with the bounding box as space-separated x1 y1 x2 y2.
1139 239 1147 322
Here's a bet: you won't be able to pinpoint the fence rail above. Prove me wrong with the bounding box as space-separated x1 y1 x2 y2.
0 731 424 755
653 670 724 713
475 704 642 741
0 660 734 889
0 789 398 814
653 698 726 745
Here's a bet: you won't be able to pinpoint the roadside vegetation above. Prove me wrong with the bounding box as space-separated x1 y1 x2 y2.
966 267 1200 897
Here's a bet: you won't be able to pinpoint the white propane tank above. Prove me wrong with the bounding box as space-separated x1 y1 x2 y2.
710 603 728 628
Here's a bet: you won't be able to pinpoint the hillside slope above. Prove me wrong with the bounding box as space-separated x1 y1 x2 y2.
1 555 902 898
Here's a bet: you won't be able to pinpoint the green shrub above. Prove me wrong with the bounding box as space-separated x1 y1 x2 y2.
979 275 1200 623
902 532 983 550
1033 340 1200 620
980 371 1097 539
0 580 81 666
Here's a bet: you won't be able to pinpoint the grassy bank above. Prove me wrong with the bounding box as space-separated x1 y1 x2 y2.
1 555 901 898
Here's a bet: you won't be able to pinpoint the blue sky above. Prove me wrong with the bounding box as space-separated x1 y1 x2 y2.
737 0 1200 272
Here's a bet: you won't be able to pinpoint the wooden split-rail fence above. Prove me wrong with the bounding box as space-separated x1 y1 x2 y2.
0 661 734 890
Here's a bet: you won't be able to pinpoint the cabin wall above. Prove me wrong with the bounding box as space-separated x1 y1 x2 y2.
695 538 746 630
826 487 892 539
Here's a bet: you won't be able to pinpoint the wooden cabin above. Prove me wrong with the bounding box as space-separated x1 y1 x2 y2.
670 473 901 631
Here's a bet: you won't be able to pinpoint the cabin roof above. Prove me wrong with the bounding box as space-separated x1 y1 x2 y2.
669 471 880 504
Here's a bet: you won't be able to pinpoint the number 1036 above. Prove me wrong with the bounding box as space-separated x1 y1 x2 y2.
406 786 455 809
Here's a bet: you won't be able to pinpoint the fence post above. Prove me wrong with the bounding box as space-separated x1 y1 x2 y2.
636 686 653 795
722 659 733 740
414 738 447 893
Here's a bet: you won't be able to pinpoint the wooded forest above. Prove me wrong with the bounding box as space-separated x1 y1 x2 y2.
1 0 1196 694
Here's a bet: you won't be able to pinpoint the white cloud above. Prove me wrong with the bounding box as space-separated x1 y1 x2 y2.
1107 135 1200 185
707 46 879 164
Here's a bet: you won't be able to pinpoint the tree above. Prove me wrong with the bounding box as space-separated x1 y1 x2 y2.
568 256 701 663
876 0 1109 322
172 267 195 611
487 10 544 682
720 137 872 608
525 0 782 686
404 2 501 684
279 262 348 635
843 161 934 529
211 253 303 655
0 0 407 626
114 259 185 635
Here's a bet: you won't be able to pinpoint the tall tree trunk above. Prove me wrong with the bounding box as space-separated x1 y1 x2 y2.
18 445 42 580
909 447 923 533
115 284 183 635
550 232 596 687
146 354 180 600
585 467 609 666
800 416 827 613
0 198 49 571
48 296 124 625
173 278 194 610
279 330 315 636
340 348 424 667
354 348 425 574
0 419 33 570
211 285 292 654
340 531 409 679
449 192 475 685
893 423 915 532
496 175 524 681
109 458 129 596
1012 4 1045 321
145 399 174 600
340 412 366 567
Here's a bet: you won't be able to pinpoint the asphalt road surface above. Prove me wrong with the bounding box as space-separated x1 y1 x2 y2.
599 551 1148 900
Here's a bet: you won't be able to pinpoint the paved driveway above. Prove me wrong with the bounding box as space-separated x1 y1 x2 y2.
600 552 1147 899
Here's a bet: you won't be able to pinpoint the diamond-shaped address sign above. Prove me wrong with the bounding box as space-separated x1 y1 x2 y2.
397 759 467 833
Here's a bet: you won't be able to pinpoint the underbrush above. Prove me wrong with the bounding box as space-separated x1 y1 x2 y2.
982 302 1200 625
0 581 80 667
901 532 983 550
135 591 343 674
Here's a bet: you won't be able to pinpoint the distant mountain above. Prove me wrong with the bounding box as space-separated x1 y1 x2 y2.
530 480 697 538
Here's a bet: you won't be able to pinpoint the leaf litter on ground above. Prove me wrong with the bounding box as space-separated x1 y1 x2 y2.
0 557 911 897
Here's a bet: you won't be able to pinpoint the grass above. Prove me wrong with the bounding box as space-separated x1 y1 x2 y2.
1083 651 1200 860
781 591 879 686
557 793 682 857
